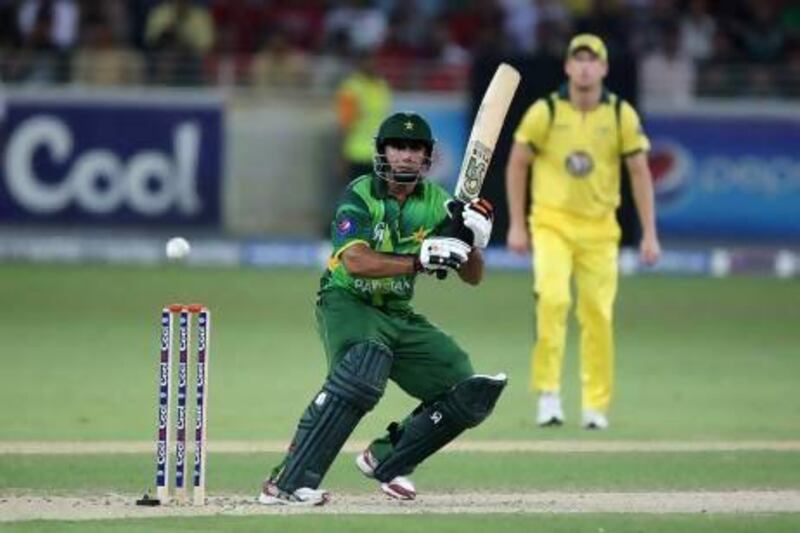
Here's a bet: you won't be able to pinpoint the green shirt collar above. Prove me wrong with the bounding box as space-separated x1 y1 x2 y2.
558 83 611 104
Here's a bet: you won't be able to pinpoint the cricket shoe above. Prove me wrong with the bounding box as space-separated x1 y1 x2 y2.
536 391 564 426
356 449 416 501
257 478 330 506
582 410 609 430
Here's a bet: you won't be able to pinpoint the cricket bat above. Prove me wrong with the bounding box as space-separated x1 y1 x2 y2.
435 63 520 279
453 63 521 202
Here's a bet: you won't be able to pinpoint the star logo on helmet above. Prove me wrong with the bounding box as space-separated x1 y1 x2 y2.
404 121 414 130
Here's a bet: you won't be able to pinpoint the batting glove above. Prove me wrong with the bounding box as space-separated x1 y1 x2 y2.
462 198 494 249
419 237 471 273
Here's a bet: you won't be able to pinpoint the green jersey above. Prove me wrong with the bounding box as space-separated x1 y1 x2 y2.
320 174 452 308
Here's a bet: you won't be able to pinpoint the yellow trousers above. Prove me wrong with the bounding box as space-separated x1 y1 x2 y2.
529 208 620 413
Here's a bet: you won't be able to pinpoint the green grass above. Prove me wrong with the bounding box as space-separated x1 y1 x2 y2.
2 451 799 494
1 264 798 530
2 514 800 533
1 264 798 442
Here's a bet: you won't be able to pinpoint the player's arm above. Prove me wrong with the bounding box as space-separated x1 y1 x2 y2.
457 248 484 286
620 102 661 265
342 240 472 278
625 152 661 265
340 243 418 277
505 141 534 253
506 100 547 254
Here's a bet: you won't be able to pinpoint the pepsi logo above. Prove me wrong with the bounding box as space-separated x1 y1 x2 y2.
649 141 692 208
337 217 355 236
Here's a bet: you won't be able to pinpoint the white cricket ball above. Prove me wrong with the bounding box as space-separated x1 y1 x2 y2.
165 237 191 261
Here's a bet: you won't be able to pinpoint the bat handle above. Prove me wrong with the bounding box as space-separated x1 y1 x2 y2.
436 270 448 280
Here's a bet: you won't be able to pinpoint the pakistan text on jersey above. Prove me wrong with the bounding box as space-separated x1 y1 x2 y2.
353 278 413 297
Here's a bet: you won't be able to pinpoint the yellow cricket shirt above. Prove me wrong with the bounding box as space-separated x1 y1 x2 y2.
338 73 392 164
514 85 650 220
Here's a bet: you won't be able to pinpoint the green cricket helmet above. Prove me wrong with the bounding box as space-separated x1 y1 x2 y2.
373 112 435 184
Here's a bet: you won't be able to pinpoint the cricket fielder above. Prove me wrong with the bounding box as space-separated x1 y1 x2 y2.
505 34 660 430
259 112 506 505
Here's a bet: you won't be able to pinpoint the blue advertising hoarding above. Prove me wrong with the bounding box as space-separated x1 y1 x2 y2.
647 113 800 239
0 92 223 227
396 99 800 241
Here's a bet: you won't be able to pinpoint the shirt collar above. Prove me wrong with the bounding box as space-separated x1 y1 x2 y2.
558 83 611 104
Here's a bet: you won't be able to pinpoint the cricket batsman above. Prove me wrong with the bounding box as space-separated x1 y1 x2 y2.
506 34 661 430
259 112 507 505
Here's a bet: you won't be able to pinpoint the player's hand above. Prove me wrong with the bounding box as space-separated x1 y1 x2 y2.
419 237 471 273
640 233 661 265
462 198 494 249
506 222 530 254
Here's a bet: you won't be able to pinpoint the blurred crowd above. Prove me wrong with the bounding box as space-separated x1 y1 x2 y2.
0 0 799 101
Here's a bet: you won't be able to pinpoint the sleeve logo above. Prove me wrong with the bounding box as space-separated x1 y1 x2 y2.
337 217 355 236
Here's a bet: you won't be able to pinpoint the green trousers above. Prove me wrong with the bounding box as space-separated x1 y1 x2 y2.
316 289 474 461
268 288 476 481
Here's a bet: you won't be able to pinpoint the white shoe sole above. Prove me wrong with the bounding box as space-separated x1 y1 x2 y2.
537 416 564 427
582 411 609 430
582 420 609 430
257 489 330 506
357 450 416 500
380 479 416 500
